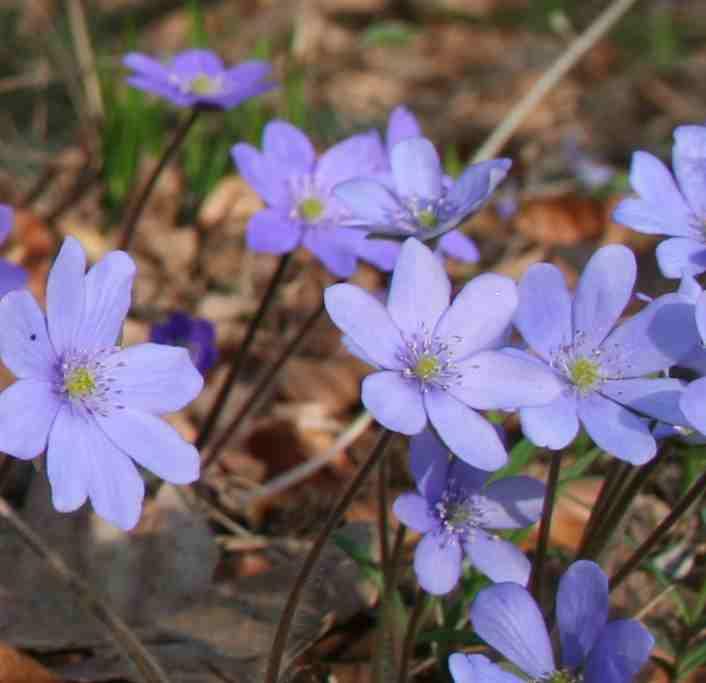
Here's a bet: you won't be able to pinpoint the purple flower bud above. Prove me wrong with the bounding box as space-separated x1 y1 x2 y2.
151 311 217 375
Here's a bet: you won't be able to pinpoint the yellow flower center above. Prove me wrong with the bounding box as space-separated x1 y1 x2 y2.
298 197 324 222
65 368 96 398
568 357 600 392
418 209 438 229
189 73 221 95
414 354 440 380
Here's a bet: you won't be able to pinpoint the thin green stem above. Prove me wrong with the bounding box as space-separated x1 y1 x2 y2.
201 299 326 470
529 452 561 605
264 429 393 683
610 468 706 592
118 108 200 251
195 252 293 451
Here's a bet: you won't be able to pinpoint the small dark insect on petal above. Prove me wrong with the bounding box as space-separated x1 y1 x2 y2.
29 334 36 341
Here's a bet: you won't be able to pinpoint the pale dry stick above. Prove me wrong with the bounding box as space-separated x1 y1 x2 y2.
67 0 104 121
634 584 677 622
0 498 171 683
472 0 642 163
239 410 373 508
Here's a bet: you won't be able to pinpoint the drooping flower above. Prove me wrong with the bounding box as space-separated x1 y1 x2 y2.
123 49 275 110
380 105 482 262
232 120 400 277
462 561 654 683
393 429 544 594
515 244 697 464
0 237 203 530
324 237 562 470
0 205 28 297
333 130 511 244
613 125 706 278
151 311 218 374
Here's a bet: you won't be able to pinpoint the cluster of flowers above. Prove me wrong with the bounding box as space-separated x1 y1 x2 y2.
1 46 700 679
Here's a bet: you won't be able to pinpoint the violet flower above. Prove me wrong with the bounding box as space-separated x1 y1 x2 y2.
324 238 562 470
613 125 706 278
151 311 217 374
232 120 401 277
515 244 697 464
0 237 203 530
393 429 544 594
0 205 28 297
381 106 482 262
123 49 275 110
678 291 706 437
462 561 654 683
334 130 511 244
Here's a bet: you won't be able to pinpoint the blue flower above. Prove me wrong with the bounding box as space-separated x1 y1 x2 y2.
0 205 28 297
0 238 203 530
151 311 217 375
393 429 544 594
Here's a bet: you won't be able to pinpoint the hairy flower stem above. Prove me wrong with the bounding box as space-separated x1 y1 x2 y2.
201 299 327 470
195 253 292 451
0 497 170 683
578 459 629 551
119 108 200 252
579 448 668 561
610 468 706 592
529 452 561 606
264 429 393 683
397 588 429 683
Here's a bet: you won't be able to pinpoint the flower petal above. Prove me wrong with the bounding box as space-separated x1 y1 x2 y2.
219 60 275 107
673 125 706 219
0 290 56 378
335 179 405 232
680 376 706 435
452 350 563 410
315 130 386 192
387 238 450 337
577 393 656 465
438 230 479 263
612 197 692 237
85 420 145 531
325 284 404 369
695 291 706 343
425 390 507 470
467 533 531 585
583 619 654 683
572 245 636 353
519 392 579 450
96 409 199 484
409 429 450 501
434 274 517 361
0 260 28 298
600 293 699 377
232 144 291 209
122 52 170 82
391 137 442 201
516 263 572 362
263 120 315 175
0 380 59 459
246 210 302 254
392 492 436 533
47 237 86 357
479 475 545 529
170 49 224 76
47 405 90 512
656 237 706 278
446 159 512 219
449 654 523 683
600 378 687 425
126 75 191 106
356 236 401 271
386 105 422 156
362 371 427 434
302 227 359 278
556 560 608 669
104 343 204 414
76 251 135 352
413 531 462 594
470 582 555 679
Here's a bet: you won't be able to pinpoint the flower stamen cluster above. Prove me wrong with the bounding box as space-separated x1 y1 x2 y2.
399 326 462 392
57 348 123 417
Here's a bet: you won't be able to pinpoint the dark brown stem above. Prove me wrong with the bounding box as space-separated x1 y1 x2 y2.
118 108 200 252
195 253 292 451
264 429 393 683
201 299 327 470
378 454 390 572
529 452 561 605
610 468 706 591
397 588 428 683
